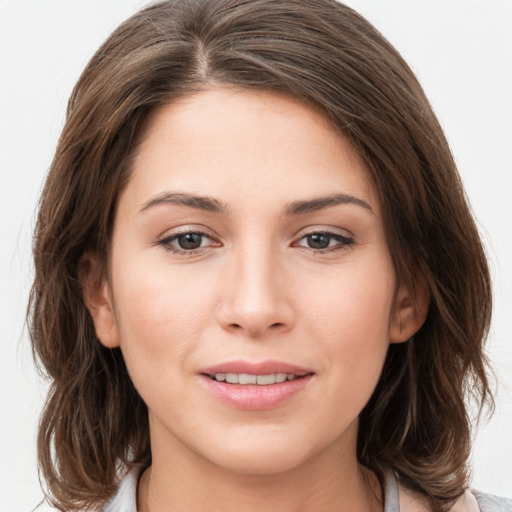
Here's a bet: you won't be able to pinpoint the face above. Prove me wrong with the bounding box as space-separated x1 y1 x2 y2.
84 88 423 475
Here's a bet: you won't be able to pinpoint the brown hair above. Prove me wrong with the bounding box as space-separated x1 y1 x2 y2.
29 1 493 510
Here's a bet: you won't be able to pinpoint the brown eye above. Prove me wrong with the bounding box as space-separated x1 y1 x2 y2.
306 233 331 249
159 230 217 254
176 232 204 250
295 231 354 252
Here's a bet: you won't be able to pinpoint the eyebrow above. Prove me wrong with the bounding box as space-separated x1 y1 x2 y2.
284 193 373 215
139 192 227 214
139 191 373 215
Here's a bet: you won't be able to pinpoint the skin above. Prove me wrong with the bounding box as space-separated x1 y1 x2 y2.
82 88 427 511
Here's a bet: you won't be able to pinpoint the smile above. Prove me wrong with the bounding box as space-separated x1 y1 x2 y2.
208 373 299 385
199 361 314 410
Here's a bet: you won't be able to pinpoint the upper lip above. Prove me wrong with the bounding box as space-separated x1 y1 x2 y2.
200 360 314 376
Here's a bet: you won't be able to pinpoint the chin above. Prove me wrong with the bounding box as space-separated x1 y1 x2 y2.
214 448 311 476
201 430 326 476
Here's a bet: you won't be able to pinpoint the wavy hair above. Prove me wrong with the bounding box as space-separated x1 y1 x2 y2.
28 1 493 510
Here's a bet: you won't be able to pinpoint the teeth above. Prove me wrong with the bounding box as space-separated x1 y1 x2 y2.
257 374 275 385
213 373 299 385
239 373 257 385
226 373 238 384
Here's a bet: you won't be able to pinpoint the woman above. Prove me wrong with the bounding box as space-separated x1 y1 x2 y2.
28 0 511 511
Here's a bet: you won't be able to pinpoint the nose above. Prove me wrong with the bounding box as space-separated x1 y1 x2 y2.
217 244 295 337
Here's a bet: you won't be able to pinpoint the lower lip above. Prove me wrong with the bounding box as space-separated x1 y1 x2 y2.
200 375 313 410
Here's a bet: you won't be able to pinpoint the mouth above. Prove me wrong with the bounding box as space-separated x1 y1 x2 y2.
203 372 308 385
200 360 314 384
199 360 314 410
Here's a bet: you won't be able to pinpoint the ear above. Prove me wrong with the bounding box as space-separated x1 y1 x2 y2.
389 276 430 344
79 251 120 348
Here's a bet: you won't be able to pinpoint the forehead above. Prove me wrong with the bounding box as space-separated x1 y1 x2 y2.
124 87 379 215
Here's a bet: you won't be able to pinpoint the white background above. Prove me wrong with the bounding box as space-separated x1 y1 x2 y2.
1 1 511 510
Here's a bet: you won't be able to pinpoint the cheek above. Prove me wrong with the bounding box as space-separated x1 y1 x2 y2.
299 257 395 397
110 256 218 366
301 261 395 343
109 261 221 416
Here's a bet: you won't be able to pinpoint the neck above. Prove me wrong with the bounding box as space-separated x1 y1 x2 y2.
137 420 383 512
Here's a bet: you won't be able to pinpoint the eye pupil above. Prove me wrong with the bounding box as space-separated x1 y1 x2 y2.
178 233 202 250
307 233 330 249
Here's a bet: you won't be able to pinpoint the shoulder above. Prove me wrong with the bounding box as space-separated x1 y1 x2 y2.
399 484 511 512
387 469 511 512
437 489 512 512
472 491 512 512
102 468 140 512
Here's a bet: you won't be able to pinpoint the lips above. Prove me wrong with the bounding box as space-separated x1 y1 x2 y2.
209 372 298 385
199 360 314 410
201 360 314 377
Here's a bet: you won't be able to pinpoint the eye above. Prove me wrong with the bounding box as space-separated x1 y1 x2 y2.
158 230 219 254
174 232 205 250
295 231 354 252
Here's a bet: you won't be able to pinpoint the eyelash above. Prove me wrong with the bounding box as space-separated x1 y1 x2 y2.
157 230 354 256
158 230 219 255
294 231 355 254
